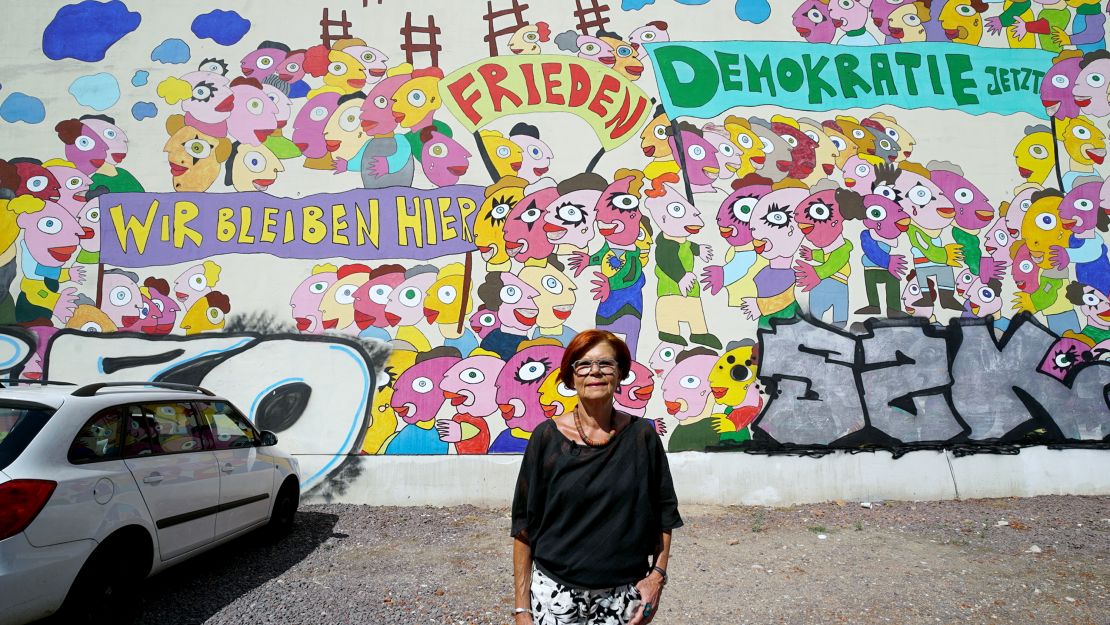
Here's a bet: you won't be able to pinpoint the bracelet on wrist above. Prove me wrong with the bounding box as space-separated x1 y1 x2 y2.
513 607 530 615
651 565 668 585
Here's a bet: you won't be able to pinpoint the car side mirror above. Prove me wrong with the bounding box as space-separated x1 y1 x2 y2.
259 430 279 447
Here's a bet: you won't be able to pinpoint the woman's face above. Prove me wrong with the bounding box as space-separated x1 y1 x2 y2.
572 341 620 404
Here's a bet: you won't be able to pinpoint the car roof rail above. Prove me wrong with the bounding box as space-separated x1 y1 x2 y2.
0 379 77 388
71 382 216 397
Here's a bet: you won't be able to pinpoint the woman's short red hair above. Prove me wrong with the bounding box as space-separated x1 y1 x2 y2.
559 329 632 388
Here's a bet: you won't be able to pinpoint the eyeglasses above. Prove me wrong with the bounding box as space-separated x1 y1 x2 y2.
572 359 618 376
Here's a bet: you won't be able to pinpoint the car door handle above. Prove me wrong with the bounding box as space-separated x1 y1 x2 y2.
221 463 235 473
143 474 164 484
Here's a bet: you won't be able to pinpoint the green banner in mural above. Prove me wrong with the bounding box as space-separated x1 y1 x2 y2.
645 41 1055 120
440 54 653 150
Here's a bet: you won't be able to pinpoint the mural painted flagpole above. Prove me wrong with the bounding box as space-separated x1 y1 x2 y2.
457 251 473 335
1049 115 1065 191
667 114 695 203
473 130 500 183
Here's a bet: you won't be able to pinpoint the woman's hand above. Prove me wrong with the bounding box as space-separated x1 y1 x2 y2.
629 571 665 624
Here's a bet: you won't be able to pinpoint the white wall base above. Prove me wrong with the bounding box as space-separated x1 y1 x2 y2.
301 448 1110 507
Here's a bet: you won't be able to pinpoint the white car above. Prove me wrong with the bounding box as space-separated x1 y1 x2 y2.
0 381 301 625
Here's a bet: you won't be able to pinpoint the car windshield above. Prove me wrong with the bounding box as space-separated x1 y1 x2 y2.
0 401 56 471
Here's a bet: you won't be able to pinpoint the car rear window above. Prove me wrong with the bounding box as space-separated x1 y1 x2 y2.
0 401 56 471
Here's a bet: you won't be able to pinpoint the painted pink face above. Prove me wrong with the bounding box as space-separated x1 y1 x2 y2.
290 271 338 334
895 170 953 230
343 45 389 84
146 288 180 335
648 341 681 378
64 125 109 175
794 188 844 248
354 270 404 331
965 278 1003 318
101 272 143 327
869 0 901 34
1012 245 1041 293
615 360 654 410
173 265 210 307
1039 337 1094 381
901 278 932 318
421 131 472 187
262 84 293 129
122 293 161 334
771 122 818 179
512 135 553 182
860 193 910 240
955 267 975 298
1076 284 1110 326
932 170 994 230
385 273 435 327
793 0 836 42
82 119 128 164
279 51 306 83
596 175 643 247
661 353 716 421
644 181 704 238
829 0 870 31
8 161 61 202
180 70 234 128
717 181 771 246
1073 58 1110 117
629 23 669 57
1005 188 1036 236
16 201 86 268
842 155 877 191
1059 181 1102 234
544 188 600 249
983 217 1014 264
241 47 287 80
495 345 564 431
469 306 501 338
702 127 741 179
749 187 809 259
46 165 91 215
574 35 613 63
504 188 560 263
20 326 57 381
668 130 719 186
1041 56 1083 119
292 92 341 158
392 355 461 424
360 75 408 135
76 198 101 253
494 272 541 332
441 355 505 417
227 81 279 146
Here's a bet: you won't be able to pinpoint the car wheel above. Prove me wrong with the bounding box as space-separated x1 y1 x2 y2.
60 541 144 624
266 481 299 540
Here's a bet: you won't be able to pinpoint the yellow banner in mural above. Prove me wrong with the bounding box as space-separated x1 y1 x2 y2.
440 54 653 151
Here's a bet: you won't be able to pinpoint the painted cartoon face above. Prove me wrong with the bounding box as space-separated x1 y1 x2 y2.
290 270 338 333
101 272 143 327
795 188 844 248
1040 56 1083 119
1059 181 1102 234
469 305 501 339
771 121 819 180
644 180 704 238
392 71 442 129
954 266 976 298
173 264 212 306
661 353 716 420
19 326 56 381
829 0 870 32
16 201 86 268
869 0 903 36
1013 131 1055 182
343 45 389 84
121 292 160 334
82 118 129 164
511 134 553 182
262 84 293 129
45 164 90 214
60 123 109 175
668 128 720 186
939 0 986 44
475 177 527 266
318 47 367 92
1011 245 1041 292
932 169 994 231
442 356 505 417
227 79 279 146
793 0 836 42
1039 337 1094 381
1074 58 1110 117
385 272 436 328
144 283 180 335
292 92 341 158
7 161 61 202
320 266 371 332
701 126 742 181
640 113 672 160
1076 284 1110 327
800 121 839 178
709 344 759 407
614 361 655 410
895 168 953 230
1059 116 1106 167
163 123 226 192
822 123 858 169
648 341 681 378
1005 187 1038 238
966 278 1003 318
629 22 668 58
421 131 472 187
1022 195 1076 268
749 123 793 180
859 193 911 240
596 175 644 247
178 69 234 128
749 187 809 259
422 267 470 326
323 100 368 160
241 46 287 80
360 74 408 135
983 217 1013 264
508 22 550 54
494 272 541 332
277 50 306 84
576 34 644 80
519 265 576 330
887 3 927 41
863 123 900 164
717 180 772 246
495 344 564 431
353 268 405 331
537 368 577 418
842 155 877 191
869 115 915 160
901 277 933 318
392 354 460 425
481 131 524 178
836 118 877 160
76 198 101 253
504 187 560 263
230 142 284 192
544 187 600 249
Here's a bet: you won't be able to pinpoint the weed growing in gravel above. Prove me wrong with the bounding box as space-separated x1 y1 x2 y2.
751 510 766 533
807 525 828 534
854 521 863 532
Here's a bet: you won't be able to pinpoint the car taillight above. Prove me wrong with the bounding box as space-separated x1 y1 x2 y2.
0 480 57 540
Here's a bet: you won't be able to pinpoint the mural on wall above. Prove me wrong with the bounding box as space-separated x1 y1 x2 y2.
2 0 1110 491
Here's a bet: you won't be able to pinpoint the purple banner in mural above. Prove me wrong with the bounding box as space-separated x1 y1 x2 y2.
99 186 484 268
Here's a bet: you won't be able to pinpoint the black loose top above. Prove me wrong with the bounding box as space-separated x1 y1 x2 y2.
511 414 683 590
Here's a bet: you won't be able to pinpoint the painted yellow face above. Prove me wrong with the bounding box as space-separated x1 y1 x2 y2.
799 121 839 179
824 125 859 168
322 101 367 161
423 265 470 326
230 142 284 192
324 49 367 92
707 343 759 407
519 264 576 329
393 74 442 128
475 176 528 266
726 123 766 177
639 112 672 160
939 0 985 45
1058 116 1106 166
163 123 228 192
636 219 653 266
480 131 524 178
364 349 418 453
1013 132 1055 184
537 368 577 419
889 4 928 42
319 271 368 331
180 295 226 335
1022 195 1077 268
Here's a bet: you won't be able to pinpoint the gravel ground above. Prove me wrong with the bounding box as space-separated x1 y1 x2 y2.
123 495 1108 625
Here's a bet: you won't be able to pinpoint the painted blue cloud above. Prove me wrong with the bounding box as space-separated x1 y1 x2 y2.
0 93 46 124
131 101 157 121
151 38 190 64
42 0 141 62
621 0 655 8
131 70 149 87
734 0 770 23
191 10 251 46
68 73 120 110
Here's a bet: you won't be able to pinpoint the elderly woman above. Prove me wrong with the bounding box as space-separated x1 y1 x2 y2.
511 329 682 625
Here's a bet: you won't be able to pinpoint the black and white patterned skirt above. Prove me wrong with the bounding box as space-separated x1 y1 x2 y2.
529 568 642 625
